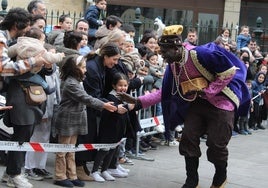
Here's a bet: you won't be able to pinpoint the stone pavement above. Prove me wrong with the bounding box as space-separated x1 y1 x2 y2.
0 123 268 188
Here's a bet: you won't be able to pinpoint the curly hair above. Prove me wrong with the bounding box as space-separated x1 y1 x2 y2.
0 8 32 31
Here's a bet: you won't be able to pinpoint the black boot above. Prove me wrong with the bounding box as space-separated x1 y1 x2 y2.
211 162 227 187
182 157 199 188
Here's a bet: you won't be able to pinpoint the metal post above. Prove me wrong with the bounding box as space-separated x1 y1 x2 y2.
253 17 263 46
0 0 7 17
132 7 142 44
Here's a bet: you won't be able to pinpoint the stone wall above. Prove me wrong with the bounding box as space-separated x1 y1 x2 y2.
223 0 241 40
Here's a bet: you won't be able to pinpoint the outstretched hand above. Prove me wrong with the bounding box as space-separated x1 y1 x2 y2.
0 106 12 111
117 92 137 104
103 102 117 112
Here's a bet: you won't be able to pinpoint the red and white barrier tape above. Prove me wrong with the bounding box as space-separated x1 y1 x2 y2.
0 138 125 152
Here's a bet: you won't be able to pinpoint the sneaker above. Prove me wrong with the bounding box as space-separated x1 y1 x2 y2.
232 130 239 137
126 149 145 157
33 168 53 179
239 130 248 135
117 164 130 173
7 175 33 188
245 129 252 135
107 168 128 178
91 172 105 182
70 179 85 187
2 171 9 183
166 140 179 146
101 171 115 181
54 179 74 187
119 157 134 165
24 168 44 181
175 125 183 133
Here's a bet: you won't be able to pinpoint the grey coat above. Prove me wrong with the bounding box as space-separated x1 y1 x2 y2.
55 76 104 136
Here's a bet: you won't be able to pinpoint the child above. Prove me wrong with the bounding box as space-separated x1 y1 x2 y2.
47 14 73 46
8 27 64 94
85 0 107 37
147 51 164 90
136 60 154 95
79 33 92 56
238 79 253 135
121 35 142 74
248 72 267 130
53 55 117 187
91 73 134 182
236 25 251 51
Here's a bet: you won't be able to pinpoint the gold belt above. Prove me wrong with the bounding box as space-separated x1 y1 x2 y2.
180 77 208 95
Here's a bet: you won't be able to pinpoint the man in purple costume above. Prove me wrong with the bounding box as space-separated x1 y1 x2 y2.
119 25 250 188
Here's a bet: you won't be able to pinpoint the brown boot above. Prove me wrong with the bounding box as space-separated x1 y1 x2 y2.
76 166 94 181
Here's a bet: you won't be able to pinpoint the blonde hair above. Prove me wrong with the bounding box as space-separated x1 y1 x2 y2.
97 29 126 49
106 30 125 43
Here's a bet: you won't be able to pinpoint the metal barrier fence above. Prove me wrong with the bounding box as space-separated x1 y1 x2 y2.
129 86 164 161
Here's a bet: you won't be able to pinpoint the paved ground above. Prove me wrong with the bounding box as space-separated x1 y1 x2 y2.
0 122 268 188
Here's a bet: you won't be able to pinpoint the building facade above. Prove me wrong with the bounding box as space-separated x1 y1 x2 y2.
5 0 85 14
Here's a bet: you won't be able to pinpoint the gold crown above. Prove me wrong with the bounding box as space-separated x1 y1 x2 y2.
162 25 183 36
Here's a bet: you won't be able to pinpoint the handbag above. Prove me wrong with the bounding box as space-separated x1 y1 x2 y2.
19 83 47 106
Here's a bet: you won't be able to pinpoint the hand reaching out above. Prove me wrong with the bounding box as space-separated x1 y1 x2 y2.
117 92 137 104
0 106 12 110
103 102 117 112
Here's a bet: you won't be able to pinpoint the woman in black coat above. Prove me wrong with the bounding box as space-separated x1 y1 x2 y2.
75 43 123 180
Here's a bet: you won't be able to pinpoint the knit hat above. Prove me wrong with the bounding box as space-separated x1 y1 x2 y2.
125 34 134 44
158 25 183 47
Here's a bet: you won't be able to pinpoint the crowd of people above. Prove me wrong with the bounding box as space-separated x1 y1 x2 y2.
0 0 267 188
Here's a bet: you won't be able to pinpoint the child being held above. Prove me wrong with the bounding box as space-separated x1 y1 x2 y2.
85 0 107 37
147 51 164 90
120 35 142 74
136 60 154 95
236 25 251 51
8 27 64 94
79 32 92 56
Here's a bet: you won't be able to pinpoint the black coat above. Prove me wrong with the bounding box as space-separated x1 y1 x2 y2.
76 55 108 162
98 91 130 143
105 60 143 137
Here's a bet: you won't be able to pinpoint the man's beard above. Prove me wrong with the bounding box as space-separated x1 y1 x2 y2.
162 48 182 64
